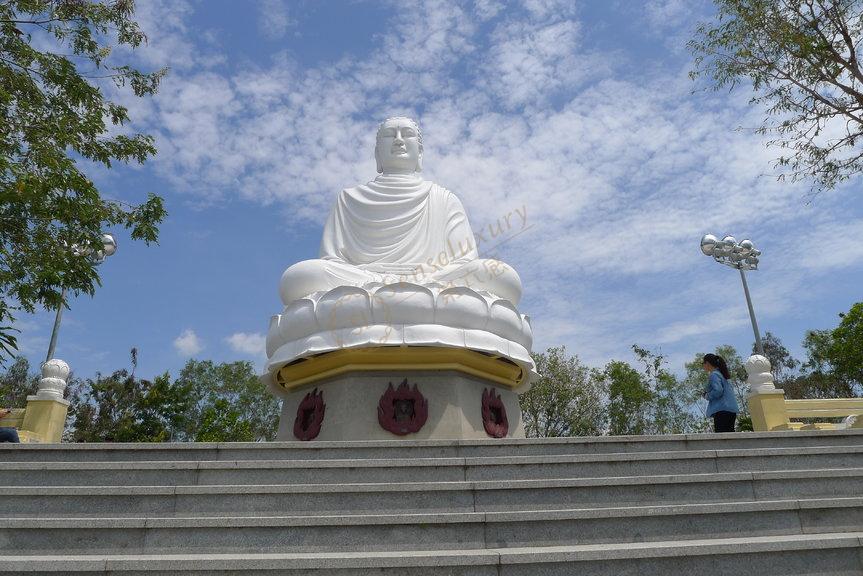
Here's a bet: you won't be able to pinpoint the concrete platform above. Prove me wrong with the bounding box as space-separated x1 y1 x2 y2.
275 370 525 441
2 430 863 574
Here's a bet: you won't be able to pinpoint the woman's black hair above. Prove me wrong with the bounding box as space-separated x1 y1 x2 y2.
703 353 731 379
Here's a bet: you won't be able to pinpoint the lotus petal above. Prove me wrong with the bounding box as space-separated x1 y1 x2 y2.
487 300 524 343
316 286 372 331
435 287 489 330
279 298 318 344
266 315 281 357
372 283 435 325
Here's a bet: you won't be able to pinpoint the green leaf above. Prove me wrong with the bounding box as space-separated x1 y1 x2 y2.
0 0 168 360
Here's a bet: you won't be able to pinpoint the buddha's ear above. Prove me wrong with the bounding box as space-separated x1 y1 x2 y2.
415 149 423 172
375 148 383 173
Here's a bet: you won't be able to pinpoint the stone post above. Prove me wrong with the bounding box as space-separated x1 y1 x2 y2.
20 359 71 443
745 354 789 432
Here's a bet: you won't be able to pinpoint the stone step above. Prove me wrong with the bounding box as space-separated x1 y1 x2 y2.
3 429 861 462
3 468 860 518
3 498 862 556
2 532 862 575
3 445 863 486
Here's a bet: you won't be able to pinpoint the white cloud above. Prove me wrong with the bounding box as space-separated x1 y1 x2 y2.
258 0 293 40
520 0 578 20
474 0 505 20
173 329 204 356
644 0 696 32
121 1 862 369
129 0 206 70
798 219 863 270
9 313 48 359
482 18 597 109
226 332 267 357
139 3 794 253
381 0 477 71
636 0 707 52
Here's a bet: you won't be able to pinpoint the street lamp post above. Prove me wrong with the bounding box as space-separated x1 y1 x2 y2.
45 233 118 362
700 234 764 355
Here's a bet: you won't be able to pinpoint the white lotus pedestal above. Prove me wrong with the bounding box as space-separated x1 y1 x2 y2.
263 282 535 441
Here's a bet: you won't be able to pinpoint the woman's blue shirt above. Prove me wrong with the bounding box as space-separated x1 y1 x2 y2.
705 369 739 417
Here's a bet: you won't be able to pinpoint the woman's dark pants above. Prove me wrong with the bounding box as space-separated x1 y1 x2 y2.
713 411 736 433
0 427 20 443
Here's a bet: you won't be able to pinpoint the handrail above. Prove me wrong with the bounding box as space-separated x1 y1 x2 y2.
785 398 863 421
784 399 863 409
0 407 25 428
745 355 863 431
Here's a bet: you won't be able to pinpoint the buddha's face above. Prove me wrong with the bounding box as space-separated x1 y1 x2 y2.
375 118 422 174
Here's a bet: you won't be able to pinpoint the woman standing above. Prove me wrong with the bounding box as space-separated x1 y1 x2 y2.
702 354 739 432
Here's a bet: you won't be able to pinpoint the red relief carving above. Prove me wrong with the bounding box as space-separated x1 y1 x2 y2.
378 379 428 435
293 388 326 441
482 388 509 438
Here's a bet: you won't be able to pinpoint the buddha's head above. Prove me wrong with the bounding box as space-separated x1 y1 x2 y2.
375 116 423 174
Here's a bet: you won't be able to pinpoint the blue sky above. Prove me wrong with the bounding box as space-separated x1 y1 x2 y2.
13 0 863 380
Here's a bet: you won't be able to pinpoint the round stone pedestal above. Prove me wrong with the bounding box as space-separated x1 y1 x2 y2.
276 369 525 441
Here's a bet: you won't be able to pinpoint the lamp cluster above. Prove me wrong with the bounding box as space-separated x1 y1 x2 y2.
70 233 118 265
45 233 117 364
700 234 761 271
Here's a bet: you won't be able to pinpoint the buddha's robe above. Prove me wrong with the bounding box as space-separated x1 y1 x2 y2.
279 173 522 305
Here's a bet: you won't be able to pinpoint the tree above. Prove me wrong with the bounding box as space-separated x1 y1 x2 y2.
757 332 800 387
174 359 281 442
67 370 184 442
195 398 254 443
0 0 167 362
519 347 606 437
0 355 37 407
796 301 863 397
66 348 192 442
633 345 706 434
67 355 282 442
827 301 863 389
690 0 863 194
604 360 652 436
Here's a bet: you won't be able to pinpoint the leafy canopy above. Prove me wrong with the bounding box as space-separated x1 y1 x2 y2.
0 354 37 407
520 345 711 438
520 346 606 437
604 359 652 436
634 344 707 435
0 0 167 361
175 359 281 442
690 0 863 194
800 301 863 396
64 354 281 442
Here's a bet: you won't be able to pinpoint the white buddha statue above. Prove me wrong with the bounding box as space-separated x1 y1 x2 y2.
279 117 523 306
266 118 536 440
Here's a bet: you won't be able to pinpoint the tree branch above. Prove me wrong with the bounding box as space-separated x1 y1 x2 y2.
816 0 862 73
746 29 863 124
799 0 863 86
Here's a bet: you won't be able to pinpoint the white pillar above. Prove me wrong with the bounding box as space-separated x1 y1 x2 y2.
745 354 789 431
33 358 70 400
744 354 776 394
21 359 71 442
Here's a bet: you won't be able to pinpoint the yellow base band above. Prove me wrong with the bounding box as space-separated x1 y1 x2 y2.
276 346 526 391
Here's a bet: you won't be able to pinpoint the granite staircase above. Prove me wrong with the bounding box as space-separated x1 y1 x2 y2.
2 429 863 575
